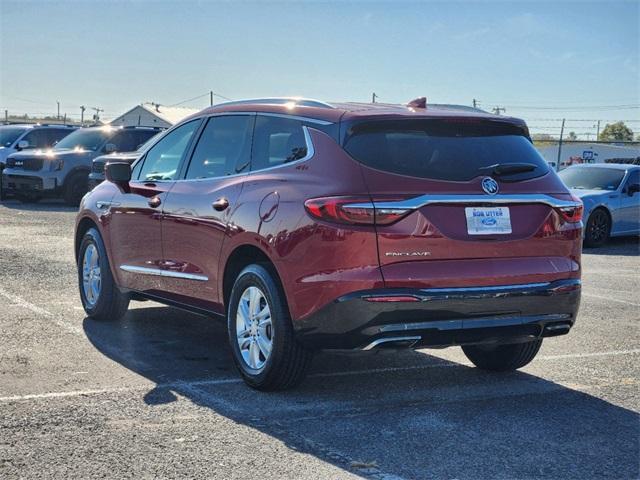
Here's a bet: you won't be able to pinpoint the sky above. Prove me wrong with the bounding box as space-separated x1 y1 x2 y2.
1 0 638 138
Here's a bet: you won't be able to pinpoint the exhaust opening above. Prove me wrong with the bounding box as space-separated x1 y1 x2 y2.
362 336 422 350
542 322 572 337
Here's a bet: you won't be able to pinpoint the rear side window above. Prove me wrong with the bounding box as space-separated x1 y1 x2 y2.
251 116 308 171
343 120 548 182
186 115 253 179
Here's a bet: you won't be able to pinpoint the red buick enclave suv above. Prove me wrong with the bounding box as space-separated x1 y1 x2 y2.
75 97 582 390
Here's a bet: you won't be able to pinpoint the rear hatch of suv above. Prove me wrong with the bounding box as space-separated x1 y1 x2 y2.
341 117 583 289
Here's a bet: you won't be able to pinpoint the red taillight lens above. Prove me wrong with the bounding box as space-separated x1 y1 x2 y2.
304 196 411 226
557 195 583 223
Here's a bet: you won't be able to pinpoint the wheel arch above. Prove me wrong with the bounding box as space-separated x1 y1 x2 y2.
64 166 91 187
221 243 287 315
74 215 99 261
588 205 612 226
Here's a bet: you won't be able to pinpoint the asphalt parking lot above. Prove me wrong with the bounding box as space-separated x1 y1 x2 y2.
0 199 638 479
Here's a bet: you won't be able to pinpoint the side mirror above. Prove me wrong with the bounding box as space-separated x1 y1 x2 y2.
16 140 29 151
627 183 640 196
105 162 131 188
104 143 117 154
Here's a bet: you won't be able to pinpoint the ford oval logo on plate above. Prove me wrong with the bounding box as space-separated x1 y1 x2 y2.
481 177 499 195
481 217 497 226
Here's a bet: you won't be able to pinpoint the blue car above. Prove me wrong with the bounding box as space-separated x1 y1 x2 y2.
559 164 640 247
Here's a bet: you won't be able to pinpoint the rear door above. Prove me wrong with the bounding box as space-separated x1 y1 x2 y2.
109 119 201 292
342 118 582 288
159 114 254 312
617 170 640 234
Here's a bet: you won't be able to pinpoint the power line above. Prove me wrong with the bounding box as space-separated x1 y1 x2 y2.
168 92 210 107
168 91 233 107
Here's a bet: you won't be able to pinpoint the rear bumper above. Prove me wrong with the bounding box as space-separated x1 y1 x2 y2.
294 279 581 349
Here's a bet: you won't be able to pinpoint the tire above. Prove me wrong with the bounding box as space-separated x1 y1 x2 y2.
77 227 129 321
17 194 41 203
462 339 543 371
64 171 89 206
584 208 611 248
227 264 313 391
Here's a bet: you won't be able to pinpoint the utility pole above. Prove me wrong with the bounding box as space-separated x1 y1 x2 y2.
473 99 479 109
63 113 67 125
372 92 378 103
556 118 565 172
91 107 104 123
56 101 60 120
80 105 86 125
4 110 7 124
492 106 506 115
210 90 214 106
596 120 601 141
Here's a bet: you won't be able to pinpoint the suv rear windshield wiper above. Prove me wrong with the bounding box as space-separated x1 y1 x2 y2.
480 163 538 177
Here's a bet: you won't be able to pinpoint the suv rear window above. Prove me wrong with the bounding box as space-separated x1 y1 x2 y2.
343 119 548 182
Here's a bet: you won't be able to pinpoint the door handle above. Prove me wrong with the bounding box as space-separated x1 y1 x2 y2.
148 196 162 208
212 197 229 212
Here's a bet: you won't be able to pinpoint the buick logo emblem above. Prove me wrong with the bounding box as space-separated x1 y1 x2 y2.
481 177 499 195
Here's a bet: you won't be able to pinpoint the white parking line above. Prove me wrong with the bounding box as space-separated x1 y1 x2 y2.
582 292 640 307
0 286 83 335
1 348 638 403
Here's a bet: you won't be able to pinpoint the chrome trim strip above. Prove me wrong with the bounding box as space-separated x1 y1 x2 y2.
161 270 209 281
346 194 582 210
120 265 163 277
362 336 422 351
119 265 208 281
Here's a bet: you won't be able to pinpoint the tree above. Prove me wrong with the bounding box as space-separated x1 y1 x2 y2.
599 121 633 142
567 131 577 141
532 133 555 141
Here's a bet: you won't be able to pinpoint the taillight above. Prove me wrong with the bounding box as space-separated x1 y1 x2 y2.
557 195 583 223
304 196 411 226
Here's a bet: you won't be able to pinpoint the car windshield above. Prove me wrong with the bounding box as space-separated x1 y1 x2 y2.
137 135 158 152
0 127 28 148
54 127 113 151
559 167 626 191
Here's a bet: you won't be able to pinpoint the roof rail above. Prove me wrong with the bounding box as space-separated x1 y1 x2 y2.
215 97 335 109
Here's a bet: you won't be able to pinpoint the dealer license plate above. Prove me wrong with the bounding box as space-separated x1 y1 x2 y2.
465 207 512 235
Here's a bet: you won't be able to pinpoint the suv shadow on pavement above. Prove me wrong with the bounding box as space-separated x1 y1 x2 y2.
82 305 639 479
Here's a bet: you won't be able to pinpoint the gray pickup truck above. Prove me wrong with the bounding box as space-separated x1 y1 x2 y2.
2 125 160 205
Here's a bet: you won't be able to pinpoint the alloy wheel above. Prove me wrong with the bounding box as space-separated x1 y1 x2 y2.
235 286 273 371
589 210 609 243
82 244 101 307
